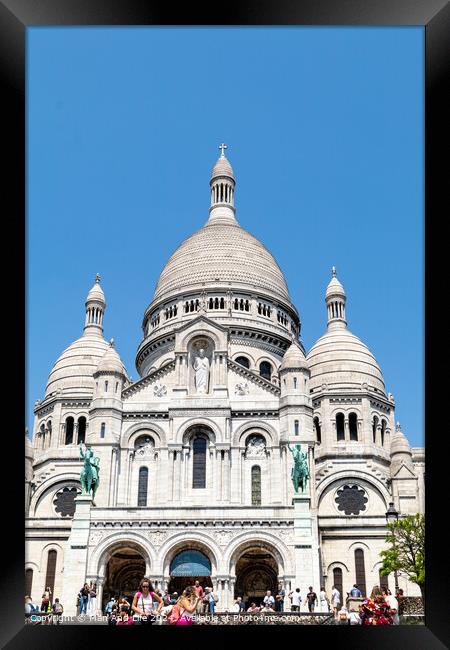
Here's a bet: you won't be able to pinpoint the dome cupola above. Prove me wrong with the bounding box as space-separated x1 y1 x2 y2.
84 273 106 337
96 339 127 376
208 143 236 224
307 268 385 394
44 275 110 399
280 340 309 372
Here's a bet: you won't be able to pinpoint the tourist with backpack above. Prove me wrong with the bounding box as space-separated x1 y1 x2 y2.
131 578 163 625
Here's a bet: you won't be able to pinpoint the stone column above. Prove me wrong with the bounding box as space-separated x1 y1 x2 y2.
61 494 92 617
96 577 104 616
168 450 175 502
240 450 246 504
292 495 321 597
224 450 230 502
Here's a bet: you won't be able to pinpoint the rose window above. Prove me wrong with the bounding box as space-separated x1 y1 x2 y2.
53 486 80 517
335 484 368 515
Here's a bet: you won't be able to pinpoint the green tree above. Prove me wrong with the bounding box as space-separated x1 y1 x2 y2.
380 513 425 602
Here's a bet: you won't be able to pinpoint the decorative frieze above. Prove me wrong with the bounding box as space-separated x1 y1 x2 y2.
62 400 91 408
123 412 169 419
329 397 362 405
122 360 175 398
232 411 278 418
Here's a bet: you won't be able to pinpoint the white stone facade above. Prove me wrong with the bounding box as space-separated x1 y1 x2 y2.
26 149 424 615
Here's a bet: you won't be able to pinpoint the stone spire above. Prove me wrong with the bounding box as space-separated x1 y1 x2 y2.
84 274 106 337
207 143 237 225
325 266 347 329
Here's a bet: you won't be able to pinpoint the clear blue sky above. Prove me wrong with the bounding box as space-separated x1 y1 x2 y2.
27 27 424 446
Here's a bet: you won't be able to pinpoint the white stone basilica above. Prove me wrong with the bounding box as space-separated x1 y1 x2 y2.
26 146 425 614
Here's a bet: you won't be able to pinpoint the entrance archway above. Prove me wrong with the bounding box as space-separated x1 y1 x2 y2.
168 549 213 595
235 548 278 606
103 545 146 608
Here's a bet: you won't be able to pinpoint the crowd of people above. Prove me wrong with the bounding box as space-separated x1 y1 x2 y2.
25 576 403 626
24 586 64 625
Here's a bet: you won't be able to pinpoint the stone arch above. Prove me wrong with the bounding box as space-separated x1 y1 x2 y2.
180 328 221 350
87 533 155 579
177 418 220 446
232 421 278 448
329 405 363 419
348 541 371 553
327 560 350 574
225 532 292 577
30 474 81 517
122 421 167 449
39 542 64 569
232 350 256 366
316 470 391 508
159 533 220 577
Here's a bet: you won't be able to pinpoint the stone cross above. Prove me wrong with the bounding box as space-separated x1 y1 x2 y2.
331 266 336 277
219 143 227 157
95 273 101 283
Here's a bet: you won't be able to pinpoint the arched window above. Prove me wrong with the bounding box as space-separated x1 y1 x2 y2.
192 436 207 489
372 416 379 444
65 417 74 445
220 297 225 309
294 420 299 435
251 466 261 506
336 413 345 441
349 413 358 441
235 356 250 369
25 568 33 597
44 550 57 596
138 467 148 506
381 420 386 446
77 417 86 444
259 361 272 380
354 549 367 597
314 417 321 444
293 377 297 389
100 422 106 438
379 568 389 592
333 567 343 598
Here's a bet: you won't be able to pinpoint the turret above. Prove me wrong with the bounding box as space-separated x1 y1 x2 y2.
279 340 313 442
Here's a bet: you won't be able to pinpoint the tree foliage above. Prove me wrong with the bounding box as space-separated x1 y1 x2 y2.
380 513 425 597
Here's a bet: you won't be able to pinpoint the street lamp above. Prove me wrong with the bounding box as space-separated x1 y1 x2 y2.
385 501 399 595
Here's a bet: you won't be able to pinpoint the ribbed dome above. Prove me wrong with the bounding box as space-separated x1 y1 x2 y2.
211 155 234 181
86 279 105 304
96 343 127 376
307 327 385 393
280 341 309 371
152 221 291 303
326 275 345 298
390 425 411 455
45 334 110 398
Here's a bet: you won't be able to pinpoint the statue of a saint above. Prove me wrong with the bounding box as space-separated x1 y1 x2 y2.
79 442 100 503
288 443 310 494
193 348 210 394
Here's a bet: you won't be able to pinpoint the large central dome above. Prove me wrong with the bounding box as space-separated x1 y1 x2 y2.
153 220 290 303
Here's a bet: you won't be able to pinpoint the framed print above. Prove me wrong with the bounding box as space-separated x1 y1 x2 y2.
2 0 449 647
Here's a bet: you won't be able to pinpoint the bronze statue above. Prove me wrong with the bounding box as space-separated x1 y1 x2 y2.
288 443 310 494
79 442 100 504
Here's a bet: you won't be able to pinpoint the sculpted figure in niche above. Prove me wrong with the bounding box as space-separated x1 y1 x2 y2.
193 348 210 394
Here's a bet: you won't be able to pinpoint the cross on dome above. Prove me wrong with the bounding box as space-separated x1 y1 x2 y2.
95 273 101 283
331 266 336 277
219 143 228 157
396 422 401 431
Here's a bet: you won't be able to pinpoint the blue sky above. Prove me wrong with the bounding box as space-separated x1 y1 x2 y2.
27 26 424 446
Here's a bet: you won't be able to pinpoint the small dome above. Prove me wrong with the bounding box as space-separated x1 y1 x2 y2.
86 275 105 304
307 327 385 394
45 335 110 398
280 341 309 371
390 424 412 456
326 276 345 299
211 153 234 181
96 342 127 376
326 267 345 299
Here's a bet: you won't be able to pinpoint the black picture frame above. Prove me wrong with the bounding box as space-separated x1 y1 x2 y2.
3 1 448 647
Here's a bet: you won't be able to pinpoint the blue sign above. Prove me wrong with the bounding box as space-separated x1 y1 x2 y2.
170 550 211 576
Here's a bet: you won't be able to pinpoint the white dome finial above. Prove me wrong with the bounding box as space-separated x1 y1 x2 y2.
208 144 237 224
325 266 346 328
332 266 336 277
95 273 101 283
396 421 401 431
